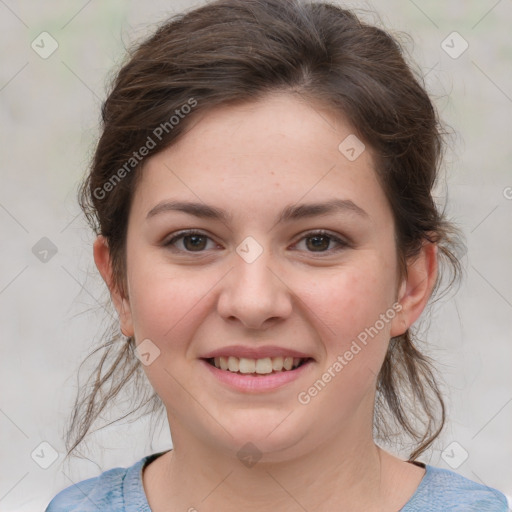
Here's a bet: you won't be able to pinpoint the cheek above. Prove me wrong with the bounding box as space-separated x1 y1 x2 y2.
127 267 214 409
124 244 188 338
305 264 396 342
296 268 397 416
129 269 206 347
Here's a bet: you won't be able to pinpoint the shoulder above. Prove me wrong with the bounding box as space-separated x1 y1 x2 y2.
44 466 126 512
44 454 154 512
402 464 510 512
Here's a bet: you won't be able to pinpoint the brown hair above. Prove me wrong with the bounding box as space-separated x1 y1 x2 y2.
69 0 463 462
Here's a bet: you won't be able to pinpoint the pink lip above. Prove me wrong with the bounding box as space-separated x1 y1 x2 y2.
201 345 314 360
200 358 314 392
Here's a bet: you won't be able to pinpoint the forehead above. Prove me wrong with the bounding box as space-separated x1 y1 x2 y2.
130 93 391 227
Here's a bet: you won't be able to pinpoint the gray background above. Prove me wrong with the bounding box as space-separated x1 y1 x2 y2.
1 1 511 510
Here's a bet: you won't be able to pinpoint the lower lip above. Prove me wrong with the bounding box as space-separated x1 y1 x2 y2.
201 359 313 392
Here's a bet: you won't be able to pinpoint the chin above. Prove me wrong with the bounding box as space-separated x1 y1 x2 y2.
205 410 311 464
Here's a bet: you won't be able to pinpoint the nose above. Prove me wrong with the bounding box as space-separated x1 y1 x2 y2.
217 245 293 331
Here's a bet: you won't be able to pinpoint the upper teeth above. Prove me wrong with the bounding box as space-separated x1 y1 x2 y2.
212 356 303 374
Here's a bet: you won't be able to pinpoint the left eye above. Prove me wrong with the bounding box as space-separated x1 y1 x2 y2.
293 230 348 253
163 229 348 254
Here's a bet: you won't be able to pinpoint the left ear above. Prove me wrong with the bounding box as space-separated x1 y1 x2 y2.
390 241 438 337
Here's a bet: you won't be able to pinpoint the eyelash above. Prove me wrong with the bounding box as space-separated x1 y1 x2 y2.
163 229 349 256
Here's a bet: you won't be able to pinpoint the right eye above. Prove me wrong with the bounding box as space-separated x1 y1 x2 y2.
163 229 220 253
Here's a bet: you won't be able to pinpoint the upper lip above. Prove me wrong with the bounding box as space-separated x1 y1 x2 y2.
201 345 314 360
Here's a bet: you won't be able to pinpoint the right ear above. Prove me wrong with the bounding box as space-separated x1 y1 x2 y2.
93 235 134 337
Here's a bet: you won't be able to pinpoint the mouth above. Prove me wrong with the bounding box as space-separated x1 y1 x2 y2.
203 356 313 375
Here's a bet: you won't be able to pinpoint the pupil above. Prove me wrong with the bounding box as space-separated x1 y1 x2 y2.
308 235 328 251
185 235 206 251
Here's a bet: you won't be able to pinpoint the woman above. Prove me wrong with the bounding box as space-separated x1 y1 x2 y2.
45 0 509 510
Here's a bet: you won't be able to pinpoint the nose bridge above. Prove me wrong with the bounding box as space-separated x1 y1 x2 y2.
217 236 292 329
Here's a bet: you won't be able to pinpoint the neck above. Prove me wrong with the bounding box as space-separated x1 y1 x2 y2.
154 423 389 511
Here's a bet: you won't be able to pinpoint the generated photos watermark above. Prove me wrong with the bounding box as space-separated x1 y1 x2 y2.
93 98 198 200
297 302 402 405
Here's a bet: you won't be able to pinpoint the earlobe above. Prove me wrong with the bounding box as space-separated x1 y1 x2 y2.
93 235 134 337
390 242 438 337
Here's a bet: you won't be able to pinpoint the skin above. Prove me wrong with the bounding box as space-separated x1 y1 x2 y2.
94 92 438 511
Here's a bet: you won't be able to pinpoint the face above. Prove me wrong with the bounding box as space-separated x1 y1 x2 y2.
96 92 432 462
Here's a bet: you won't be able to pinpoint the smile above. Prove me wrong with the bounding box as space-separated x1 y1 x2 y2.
206 356 309 375
201 355 314 392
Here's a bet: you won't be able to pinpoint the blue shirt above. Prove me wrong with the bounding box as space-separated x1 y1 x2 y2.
45 451 509 511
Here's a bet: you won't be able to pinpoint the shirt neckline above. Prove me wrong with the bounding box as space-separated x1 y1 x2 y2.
122 450 170 511
126 451 432 511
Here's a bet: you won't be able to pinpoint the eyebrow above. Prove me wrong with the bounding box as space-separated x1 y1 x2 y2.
146 198 369 223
